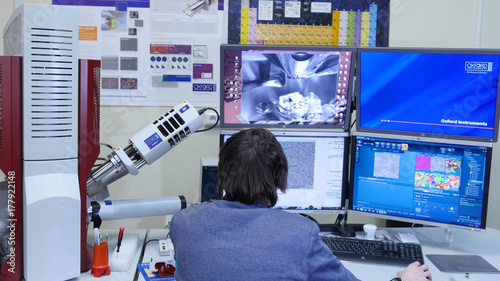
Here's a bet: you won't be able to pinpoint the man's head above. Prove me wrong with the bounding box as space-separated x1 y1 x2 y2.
217 128 288 207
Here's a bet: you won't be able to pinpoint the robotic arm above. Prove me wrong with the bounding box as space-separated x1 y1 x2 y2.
86 101 207 225
87 101 203 197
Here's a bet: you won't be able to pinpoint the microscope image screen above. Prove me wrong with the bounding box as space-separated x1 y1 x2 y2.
356 48 500 142
220 130 348 214
349 134 491 230
220 45 355 129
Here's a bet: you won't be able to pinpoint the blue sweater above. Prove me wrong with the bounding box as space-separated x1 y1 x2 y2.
170 200 360 281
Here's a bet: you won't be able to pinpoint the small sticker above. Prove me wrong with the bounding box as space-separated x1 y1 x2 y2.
145 133 162 149
193 83 216 92
162 75 191 82
180 104 190 113
284 1 301 18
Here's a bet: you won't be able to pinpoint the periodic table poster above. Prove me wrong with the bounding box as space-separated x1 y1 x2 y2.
228 0 390 47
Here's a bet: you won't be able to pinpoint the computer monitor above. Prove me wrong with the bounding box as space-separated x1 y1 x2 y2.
220 130 349 214
349 132 492 231
220 44 356 130
356 47 500 142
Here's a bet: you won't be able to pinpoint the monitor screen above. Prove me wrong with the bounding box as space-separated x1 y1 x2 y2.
220 130 349 214
349 132 492 231
356 47 500 142
220 44 355 130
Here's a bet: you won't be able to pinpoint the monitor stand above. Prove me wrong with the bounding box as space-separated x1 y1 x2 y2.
298 214 363 237
319 223 364 237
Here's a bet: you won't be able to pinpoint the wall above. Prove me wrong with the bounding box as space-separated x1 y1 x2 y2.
389 0 480 48
1 0 498 231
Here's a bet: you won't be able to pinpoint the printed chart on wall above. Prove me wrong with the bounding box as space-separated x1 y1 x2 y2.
54 0 225 107
228 0 390 46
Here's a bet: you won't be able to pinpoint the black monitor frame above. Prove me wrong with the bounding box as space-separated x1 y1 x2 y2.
220 129 349 215
220 44 356 130
355 47 500 143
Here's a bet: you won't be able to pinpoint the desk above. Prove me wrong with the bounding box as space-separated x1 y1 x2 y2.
342 227 500 281
143 227 500 281
77 228 147 281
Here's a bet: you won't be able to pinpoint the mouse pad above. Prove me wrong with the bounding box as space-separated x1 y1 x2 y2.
426 254 500 273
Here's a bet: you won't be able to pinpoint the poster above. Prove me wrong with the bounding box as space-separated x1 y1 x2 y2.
227 0 390 47
54 0 225 107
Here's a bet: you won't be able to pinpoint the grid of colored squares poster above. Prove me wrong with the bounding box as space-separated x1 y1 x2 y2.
228 0 390 46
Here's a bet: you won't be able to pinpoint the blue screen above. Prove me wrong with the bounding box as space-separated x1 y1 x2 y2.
350 135 490 229
357 50 500 141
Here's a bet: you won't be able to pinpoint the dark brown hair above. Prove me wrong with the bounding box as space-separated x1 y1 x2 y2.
217 128 288 207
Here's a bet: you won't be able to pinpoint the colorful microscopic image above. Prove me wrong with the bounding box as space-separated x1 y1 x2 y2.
444 175 460 191
429 173 445 189
415 155 431 171
120 78 138 89
150 44 192 55
445 158 461 174
414 172 430 187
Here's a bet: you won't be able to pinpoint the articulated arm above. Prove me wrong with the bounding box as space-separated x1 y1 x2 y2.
86 101 204 198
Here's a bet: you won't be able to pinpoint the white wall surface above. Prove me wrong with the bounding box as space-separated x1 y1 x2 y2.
389 0 480 48
480 0 500 48
1 0 499 230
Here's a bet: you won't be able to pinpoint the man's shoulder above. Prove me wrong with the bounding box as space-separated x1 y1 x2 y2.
274 210 319 229
174 201 214 217
173 201 318 231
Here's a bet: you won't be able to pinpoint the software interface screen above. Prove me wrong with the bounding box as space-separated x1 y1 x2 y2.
358 51 500 140
222 132 347 212
351 135 489 229
222 48 353 128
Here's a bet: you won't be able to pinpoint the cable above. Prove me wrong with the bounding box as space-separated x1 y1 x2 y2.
92 157 108 167
299 213 319 225
196 107 220 133
334 214 343 224
165 222 171 239
144 238 159 247
100 142 114 150
92 145 113 168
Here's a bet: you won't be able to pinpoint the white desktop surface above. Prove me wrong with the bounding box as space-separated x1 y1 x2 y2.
76 228 147 281
143 227 500 281
341 227 500 281
138 229 174 281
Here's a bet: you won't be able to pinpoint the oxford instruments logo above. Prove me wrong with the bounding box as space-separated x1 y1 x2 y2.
465 61 493 72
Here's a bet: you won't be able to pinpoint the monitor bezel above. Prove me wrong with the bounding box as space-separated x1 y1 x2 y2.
348 131 492 232
355 47 500 143
220 129 349 215
220 44 357 130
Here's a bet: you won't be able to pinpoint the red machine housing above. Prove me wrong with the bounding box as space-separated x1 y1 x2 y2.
0 57 101 280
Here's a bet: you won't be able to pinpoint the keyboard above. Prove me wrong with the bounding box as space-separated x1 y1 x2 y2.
322 236 424 267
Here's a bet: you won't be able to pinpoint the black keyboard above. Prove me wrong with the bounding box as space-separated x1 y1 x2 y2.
322 236 424 267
